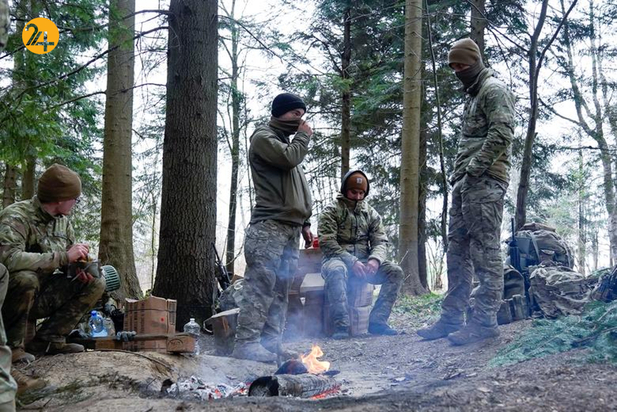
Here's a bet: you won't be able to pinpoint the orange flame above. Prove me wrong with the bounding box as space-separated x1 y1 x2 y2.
301 344 330 374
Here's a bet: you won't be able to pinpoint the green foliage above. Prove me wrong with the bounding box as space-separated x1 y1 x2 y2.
0 0 106 169
490 301 617 367
392 292 443 328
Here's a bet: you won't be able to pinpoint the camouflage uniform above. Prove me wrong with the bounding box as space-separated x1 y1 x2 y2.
319 191 403 329
442 68 515 328
235 122 312 347
0 265 17 409
0 3 18 409
0 197 105 349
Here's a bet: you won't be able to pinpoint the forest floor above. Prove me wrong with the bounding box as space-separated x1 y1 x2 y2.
14 294 617 411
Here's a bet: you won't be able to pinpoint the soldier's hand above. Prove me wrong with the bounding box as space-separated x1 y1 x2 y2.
301 226 314 249
74 267 94 284
366 259 380 276
298 120 313 136
352 261 368 279
67 244 89 262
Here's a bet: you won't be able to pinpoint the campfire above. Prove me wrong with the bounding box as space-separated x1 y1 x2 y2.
301 344 330 374
249 344 340 398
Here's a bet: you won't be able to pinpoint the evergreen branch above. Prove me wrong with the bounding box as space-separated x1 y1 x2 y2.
2 26 167 125
219 15 325 77
47 83 166 110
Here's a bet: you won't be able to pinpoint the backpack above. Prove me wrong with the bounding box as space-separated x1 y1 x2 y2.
514 223 574 271
498 222 575 324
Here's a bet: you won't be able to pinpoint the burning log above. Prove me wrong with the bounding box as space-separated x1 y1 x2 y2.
248 374 339 397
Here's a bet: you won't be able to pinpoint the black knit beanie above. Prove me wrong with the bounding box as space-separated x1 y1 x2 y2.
271 93 307 118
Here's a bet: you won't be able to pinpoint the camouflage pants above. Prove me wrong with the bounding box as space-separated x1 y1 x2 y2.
0 264 17 405
235 220 300 344
322 258 403 328
442 174 506 327
2 270 105 347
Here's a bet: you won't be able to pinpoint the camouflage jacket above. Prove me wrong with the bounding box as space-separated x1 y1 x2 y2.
249 124 313 226
451 69 515 185
0 0 7 51
0 197 73 274
318 193 389 267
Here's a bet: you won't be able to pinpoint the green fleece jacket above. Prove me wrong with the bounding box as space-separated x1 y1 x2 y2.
248 124 313 226
318 193 389 267
450 69 515 185
0 197 73 274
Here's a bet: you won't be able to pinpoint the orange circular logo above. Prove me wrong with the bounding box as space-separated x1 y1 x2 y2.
22 18 59 54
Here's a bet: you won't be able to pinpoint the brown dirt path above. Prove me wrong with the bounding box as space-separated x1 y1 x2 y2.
15 314 617 411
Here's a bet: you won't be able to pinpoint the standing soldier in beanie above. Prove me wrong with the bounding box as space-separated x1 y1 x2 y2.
319 170 403 339
0 164 106 365
232 93 314 363
417 38 515 345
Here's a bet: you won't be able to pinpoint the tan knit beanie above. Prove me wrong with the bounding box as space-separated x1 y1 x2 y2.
37 164 82 203
448 38 482 67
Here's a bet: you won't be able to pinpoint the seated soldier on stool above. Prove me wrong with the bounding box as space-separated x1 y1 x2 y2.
319 170 403 339
0 164 105 363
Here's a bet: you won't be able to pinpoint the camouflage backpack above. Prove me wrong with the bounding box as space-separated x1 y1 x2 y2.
515 222 574 271
498 222 575 324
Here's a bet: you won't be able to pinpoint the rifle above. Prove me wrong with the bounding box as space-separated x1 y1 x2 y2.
509 217 522 273
211 242 231 291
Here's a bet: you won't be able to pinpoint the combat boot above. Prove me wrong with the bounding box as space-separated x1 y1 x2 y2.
232 341 276 363
447 321 499 346
417 319 462 340
261 337 298 361
331 326 349 340
368 323 398 336
11 369 46 395
26 339 84 355
11 347 35 364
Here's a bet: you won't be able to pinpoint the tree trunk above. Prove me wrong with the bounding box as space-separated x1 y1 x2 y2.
2 165 17 208
398 0 426 295
418 127 428 290
340 6 352 179
99 0 141 300
424 6 448 252
560 0 617 263
577 148 586 275
153 0 219 329
469 0 486 60
21 156 35 199
515 0 549 231
225 2 241 276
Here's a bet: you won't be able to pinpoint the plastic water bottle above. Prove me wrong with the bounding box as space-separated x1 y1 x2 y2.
183 318 201 355
89 310 107 338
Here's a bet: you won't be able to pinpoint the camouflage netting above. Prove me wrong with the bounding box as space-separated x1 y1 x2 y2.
490 300 617 367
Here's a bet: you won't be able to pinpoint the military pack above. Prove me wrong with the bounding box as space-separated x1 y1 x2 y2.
498 222 578 324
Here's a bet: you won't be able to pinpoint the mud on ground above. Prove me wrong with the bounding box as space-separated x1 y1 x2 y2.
15 306 617 411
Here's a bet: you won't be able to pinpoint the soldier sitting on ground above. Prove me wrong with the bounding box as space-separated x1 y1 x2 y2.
0 164 106 364
319 170 403 339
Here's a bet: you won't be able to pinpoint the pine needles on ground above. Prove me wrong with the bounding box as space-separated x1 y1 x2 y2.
490 301 617 367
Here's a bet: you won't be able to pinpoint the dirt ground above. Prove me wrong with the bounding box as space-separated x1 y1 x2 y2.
14 307 617 411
